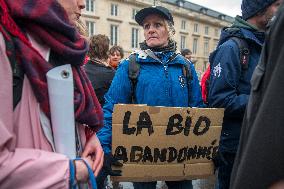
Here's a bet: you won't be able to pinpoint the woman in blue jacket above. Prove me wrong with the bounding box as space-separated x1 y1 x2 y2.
96 5 203 189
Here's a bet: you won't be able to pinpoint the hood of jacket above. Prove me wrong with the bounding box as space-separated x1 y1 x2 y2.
133 49 189 67
210 16 265 62
218 16 265 47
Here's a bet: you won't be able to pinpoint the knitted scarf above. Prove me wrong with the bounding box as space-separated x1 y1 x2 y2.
139 39 177 53
0 0 103 130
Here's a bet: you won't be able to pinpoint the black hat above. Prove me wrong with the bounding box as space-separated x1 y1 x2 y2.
135 6 174 26
241 0 277 20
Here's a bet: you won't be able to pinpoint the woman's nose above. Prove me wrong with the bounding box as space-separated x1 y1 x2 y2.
148 25 155 33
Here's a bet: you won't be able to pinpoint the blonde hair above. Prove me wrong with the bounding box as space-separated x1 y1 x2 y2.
165 20 175 41
75 19 89 37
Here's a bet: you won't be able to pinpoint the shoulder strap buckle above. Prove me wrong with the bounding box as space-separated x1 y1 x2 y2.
230 37 250 70
128 54 140 103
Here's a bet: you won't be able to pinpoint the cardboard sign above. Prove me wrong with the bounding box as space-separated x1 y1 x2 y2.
112 104 224 182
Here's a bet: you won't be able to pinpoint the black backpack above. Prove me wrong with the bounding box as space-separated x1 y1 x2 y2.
128 53 193 105
201 36 250 104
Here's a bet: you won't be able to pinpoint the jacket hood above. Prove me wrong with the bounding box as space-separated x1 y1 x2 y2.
218 16 259 46
209 16 265 64
134 49 187 66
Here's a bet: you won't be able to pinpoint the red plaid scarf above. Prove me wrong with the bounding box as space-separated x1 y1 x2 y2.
0 0 103 130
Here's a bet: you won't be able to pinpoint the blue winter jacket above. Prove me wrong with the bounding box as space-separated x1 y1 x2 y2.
97 50 203 154
208 17 265 153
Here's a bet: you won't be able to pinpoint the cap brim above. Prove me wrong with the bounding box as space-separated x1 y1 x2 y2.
135 7 169 25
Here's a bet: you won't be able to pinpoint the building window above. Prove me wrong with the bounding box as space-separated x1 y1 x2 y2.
86 0 95 12
203 61 208 72
111 4 118 16
219 14 225 20
215 28 219 37
204 39 209 56
132 9 138 20
86 21 95 37
131 28 139 48
200 7 208 14
193 38 198 54
110 25 118 45
181 20 186 30
180 35 186 50
194 23 198 33
205 26 209 35
177 0 184 7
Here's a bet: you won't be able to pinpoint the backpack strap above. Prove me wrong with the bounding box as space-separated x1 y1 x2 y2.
230 37 250 70
128 53 140 103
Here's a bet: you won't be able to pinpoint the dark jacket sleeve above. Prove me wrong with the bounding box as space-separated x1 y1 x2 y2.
188 63 204 108
96 59 132 154
208 40 249 118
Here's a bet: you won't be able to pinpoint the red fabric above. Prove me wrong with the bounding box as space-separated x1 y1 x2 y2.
0 0 103 130
201 66 211 104
83 56 89 65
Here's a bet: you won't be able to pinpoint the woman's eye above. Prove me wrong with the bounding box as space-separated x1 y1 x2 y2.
155 23 162 27
143 24 150 29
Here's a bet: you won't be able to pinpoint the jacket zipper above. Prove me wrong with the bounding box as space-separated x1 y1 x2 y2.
164 64 169 78
163 54 178 78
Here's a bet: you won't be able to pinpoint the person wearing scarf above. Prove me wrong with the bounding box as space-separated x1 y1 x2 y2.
0 0 104 188
95 6 203 189
207 0 283 189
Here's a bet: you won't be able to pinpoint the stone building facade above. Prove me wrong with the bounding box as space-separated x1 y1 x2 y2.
81 0 234 76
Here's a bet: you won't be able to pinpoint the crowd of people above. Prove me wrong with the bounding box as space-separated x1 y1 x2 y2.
0 0 284 189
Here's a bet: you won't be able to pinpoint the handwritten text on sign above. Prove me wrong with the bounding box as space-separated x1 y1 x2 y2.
112 105 223 165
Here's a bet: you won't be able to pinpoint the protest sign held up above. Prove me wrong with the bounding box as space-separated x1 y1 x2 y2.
111 104 224 182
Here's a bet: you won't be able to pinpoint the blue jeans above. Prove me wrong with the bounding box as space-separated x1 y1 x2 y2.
215 152 236 189
133 180 193 189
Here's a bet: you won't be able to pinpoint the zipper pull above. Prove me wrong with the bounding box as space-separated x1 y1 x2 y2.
164 65 168 78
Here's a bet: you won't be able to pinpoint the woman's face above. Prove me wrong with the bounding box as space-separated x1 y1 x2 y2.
57 0 85 25
143 14 169 48
109 51 122 68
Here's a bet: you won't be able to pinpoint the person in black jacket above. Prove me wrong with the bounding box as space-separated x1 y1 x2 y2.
85 34 117 189
85 34 115 107
230 2 284 189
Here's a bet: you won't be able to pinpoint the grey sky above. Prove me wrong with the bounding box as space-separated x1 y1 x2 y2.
187 0 242 17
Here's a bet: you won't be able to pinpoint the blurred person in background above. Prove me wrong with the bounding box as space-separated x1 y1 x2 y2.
181 48 192 62
85 34 115 107
108 45 124 69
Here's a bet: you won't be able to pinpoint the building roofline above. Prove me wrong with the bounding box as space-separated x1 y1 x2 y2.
162 0 235 23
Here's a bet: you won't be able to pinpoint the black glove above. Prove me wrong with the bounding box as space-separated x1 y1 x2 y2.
96 154 123 189
212 151 232 174
103 153 123 176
